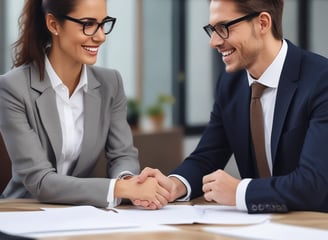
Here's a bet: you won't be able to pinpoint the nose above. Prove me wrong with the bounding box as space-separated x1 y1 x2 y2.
92 27 106 43
209 32 224 48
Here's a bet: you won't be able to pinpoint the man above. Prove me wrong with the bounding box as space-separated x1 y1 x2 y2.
137 0 328 213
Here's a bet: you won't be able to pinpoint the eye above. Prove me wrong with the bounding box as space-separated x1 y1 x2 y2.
216 24 226 34
83 21 97 28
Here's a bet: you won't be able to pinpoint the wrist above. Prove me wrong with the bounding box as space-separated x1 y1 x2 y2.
114 178 133 199
169 176 187 201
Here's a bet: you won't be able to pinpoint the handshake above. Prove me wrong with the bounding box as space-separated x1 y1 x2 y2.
115 167 185 210
115 167 240 209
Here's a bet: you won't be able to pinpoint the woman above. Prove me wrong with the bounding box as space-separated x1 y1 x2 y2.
0 0 168 209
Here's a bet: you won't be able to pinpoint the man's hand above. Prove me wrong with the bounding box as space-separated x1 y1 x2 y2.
202 169 240 206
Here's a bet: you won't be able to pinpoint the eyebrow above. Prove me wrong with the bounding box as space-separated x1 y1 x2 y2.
210 18 230 27
78 17 109 22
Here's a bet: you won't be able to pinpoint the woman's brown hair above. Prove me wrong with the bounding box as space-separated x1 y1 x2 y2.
12 0 77 79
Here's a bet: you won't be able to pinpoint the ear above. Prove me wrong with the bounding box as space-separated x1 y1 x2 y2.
258 12 272 35
45 13 60 36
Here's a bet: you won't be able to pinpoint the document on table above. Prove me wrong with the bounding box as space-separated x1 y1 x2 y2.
0 206 139 236
0 206 177 238
0 204 270 238
204 222 328 240
114 205 270 225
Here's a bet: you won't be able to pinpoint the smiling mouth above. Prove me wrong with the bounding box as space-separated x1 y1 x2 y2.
83 46 98 53
221 49 235 57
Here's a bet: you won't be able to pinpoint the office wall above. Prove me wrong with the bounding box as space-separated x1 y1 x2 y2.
142 0 173 112
185 0 214 126
99 0 137 98
310 0 328 57
2 0 24 72
283 0 298 45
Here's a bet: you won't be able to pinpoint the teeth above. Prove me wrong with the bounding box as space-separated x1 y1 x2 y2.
222 49 235 57
84 47 98 52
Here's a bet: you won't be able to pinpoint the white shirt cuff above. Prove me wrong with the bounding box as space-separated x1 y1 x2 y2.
168 174 191 201
107 179 119 208
236 178 252 211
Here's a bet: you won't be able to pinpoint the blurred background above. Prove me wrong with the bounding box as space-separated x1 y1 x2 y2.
1 0 328 177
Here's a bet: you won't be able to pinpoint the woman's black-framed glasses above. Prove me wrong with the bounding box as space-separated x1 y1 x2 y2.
203 12 260 39
60 15 117 36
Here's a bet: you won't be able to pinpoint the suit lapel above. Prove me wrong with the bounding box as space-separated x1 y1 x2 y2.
30 66 62 165
72 68 102 176
271 42 300 165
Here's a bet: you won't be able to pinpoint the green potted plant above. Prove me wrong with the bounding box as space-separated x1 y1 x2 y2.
146 93 175 130
127 98 141 130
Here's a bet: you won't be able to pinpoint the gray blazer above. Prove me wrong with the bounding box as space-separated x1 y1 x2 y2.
0 63 139 207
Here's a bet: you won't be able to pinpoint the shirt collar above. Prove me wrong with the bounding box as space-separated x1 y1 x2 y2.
247 39 288 88
45 56 88 92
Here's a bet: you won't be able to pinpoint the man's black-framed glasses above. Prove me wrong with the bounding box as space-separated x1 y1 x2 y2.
61 15 116 36
203 12 260 39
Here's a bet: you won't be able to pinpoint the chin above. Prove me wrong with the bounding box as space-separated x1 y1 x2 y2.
225 66 236 73
225 64 243 73
84 59 97 65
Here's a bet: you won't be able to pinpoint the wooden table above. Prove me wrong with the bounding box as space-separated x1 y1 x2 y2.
1 197 328 240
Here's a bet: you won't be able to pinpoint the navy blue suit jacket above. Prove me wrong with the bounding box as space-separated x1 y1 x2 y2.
172 40 328 213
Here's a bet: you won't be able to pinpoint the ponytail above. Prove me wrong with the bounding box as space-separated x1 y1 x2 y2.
12 0 77 79
12 0 50 79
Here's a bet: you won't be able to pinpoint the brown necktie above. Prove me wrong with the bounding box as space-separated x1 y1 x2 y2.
250 82 271 178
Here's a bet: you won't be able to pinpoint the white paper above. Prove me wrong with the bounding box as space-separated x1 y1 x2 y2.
99 205 270 226
204 222 328 240
0 206 138 235
0 204 271 238
0 206 179 238
112 205 197 225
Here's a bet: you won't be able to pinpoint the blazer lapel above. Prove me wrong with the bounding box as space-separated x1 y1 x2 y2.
72 69 102 176
30 66 62 165
271 42 300 165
